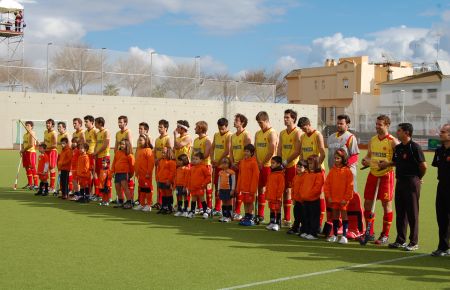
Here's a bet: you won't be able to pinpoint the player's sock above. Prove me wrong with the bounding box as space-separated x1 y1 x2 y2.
146 192 153 206
32 168 38 186
128 179 135 201
333 219 339 236
94 177 100 196
269 211 275 224
26 168 33 186
257 192 265 217
50 172 56 188
214 191 222 212
319 197 326 227
183 199 189 212
283 199 292 222
201 201 208 213
206 188 213 209
382 212 393 236
157 189 162 205
235 194 243 215
177 200 183 211
138 190 145 206
364 210 375 236
221 205 225 216
190 201 196 213
276 212 282 226
342 220 349 237
168 196 174 211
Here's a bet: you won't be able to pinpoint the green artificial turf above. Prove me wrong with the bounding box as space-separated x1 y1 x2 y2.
0 150 449 289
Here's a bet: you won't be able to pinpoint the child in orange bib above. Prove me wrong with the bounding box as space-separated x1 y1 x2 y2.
265 156 285 231
186 152 212 219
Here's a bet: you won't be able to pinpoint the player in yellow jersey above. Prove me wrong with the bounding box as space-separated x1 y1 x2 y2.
84 115 98 196
362 115 398 244
277 109 301 226
193 121 213 212
230 113 252 220
72 118 86 145
254 111 278 223
173 120 192 160
115 115 133 151
93 117 111 201
211 118 232 215
20 121 38 189
154 119 172 208
44 119 58 193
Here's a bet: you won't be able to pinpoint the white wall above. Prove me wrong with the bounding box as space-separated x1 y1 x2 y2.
379 83 442 107
1 92 317 149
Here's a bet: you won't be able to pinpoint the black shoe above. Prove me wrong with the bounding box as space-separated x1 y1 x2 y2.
388 241 407 249
42 192 49 196
123 201 133 209
152 203 161 210
113 203 123 208
287 228 299 235
35 191 43 196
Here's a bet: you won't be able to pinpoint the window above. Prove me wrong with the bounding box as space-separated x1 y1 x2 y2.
329 106 336 121
314 80 318 90
322 80 325 89
320 107 327 123
427 88 437 99
412 89 422 99
446 94 450 104
343 78 349 89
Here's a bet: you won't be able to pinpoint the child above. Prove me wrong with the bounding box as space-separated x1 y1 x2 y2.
236 144 260 226
299 155 325 239
111 139 135 209
156 147 176 214
265 156 285 231
324 148 354 244
56 137 73 199
186 152 212 219
35 143 49 196
174 154 190 217
76 143 91 203
288 160 307 235
69 137 80 200
134 134 155 212
98 158 112 206
217 157 236 223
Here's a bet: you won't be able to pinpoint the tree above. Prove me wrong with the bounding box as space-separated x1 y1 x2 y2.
160 63 198 99
240 69 287 103
115 54 150 96
103 84 120 96
50 44 103 94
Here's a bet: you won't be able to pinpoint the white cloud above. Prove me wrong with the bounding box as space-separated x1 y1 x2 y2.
32 17 85 41
275 56 298 72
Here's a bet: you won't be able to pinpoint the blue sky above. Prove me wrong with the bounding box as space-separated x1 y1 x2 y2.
22 0 450 75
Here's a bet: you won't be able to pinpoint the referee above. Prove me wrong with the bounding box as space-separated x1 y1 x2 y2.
431 124 450 257
379 123 427 251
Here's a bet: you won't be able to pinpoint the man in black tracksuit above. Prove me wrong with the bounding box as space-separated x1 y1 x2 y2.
431 124 450 257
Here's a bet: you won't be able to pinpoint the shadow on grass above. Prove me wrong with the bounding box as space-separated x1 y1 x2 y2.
1 188 449 286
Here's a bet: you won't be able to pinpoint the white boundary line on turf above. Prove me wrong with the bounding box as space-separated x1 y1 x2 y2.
219 253 429 290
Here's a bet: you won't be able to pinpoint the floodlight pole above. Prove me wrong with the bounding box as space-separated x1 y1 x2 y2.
150 51 156 98
46 42 52 93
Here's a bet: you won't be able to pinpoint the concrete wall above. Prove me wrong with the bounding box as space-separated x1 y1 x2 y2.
1 91 317 149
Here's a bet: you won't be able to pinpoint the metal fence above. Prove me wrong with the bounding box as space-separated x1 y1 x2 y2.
0 42 276 102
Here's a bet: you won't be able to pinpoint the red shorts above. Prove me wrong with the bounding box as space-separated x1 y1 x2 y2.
71 170 78 181
22 151 36 168
330 202 349 211
190 189 205 197
95 156 110 175
364 171 395 202
79 177 90 188
88 154 95 171
213 166 222 188
138 177 153 189
268 200 282 211
45 150 57 169
242 192 256 203
284 166 296 188
258 166 271 188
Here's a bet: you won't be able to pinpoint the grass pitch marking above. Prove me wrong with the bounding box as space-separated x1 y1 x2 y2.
219 253 429 290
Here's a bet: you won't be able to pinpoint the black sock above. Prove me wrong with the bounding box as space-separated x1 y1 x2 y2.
191 201 196 213
276 213 282 225
333 219 340 236
201 201 208 213
183 199 189 211
222 205 225 216
227 205 233 218
169 196 174 210
270 211 275 223
342 220 349 237
177 200 183 211
118 199 124 204
44 183 49 193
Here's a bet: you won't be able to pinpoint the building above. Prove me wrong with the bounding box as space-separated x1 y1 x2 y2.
286 56 413 128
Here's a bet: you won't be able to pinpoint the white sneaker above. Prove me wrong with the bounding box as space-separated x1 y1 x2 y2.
327 236 338 242
182 211 188 217
174 211 183 217
306 234 318 240
272 224 280 231
141 205 151 212
339 236 348 244
223 217 231 223
300 233 308 239
133 205 144 211
266 223 274 230
187 212 195 219
218 216 225 222
233 213 242 221
202 212 209 219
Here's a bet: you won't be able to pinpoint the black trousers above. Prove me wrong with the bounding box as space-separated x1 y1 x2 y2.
395 176 421 245
301 199 321 236
60 170 70 196
292 201 303 231
436 181 450 251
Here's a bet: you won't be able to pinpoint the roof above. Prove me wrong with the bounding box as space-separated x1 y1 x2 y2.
285 69 301 79
379 71 443 85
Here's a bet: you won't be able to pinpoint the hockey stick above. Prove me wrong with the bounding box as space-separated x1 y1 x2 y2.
359 177 380 245
13 155 23 190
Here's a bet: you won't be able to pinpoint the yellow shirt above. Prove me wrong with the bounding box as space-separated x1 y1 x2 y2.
85 128 98 154
231 130 249 164
193 136 211 165
280 127 300 168
155 135 170 160
57 132 70 154
300 130 321 160
44 129 57 151
116 129 130 145
369 134 394 177
174 135 191 160
96 129 110 158
72 129 85 142
213 131 231 163
255 128 276 167
23 132 35 152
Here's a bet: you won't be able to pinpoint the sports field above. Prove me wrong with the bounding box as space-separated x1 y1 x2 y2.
0 149 448 289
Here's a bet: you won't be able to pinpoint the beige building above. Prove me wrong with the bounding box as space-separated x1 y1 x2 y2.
286 56 413 127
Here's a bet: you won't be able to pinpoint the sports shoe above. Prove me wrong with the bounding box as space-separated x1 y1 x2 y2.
299 233 308 239
286 228 299 235
282 220 292 227
327 236 338 242
34 191 43 196
232 213 242 221
266 223 275 230
213 210 222 217
123 201 133 209
388 242 407 249
431 249 450 257
182 211 188 217
134 200 140 206
21 184 30 189
99 201 109 206
141 205 151 212
404 243 419 252
202 212 209 219
339 236 348 244
255 216 264 224
218 216 225 222
223 217 231 223
152 203 161 210
272 224 280 231
187 212 195 219
33 186 39 190
133 205 144 211
113 202 123 208
174 211 183 217
240 218 255 226
374 234 389 245
306 234 318 240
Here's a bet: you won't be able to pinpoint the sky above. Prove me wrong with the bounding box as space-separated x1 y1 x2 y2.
15 0 450 76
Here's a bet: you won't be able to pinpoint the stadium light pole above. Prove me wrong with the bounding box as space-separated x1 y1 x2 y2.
101 48 106 95
46 42 52 93
401 89 405 122
195 56 200 97
150 51 156 98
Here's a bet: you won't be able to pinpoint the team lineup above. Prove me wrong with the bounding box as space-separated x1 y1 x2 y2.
18 111 450 256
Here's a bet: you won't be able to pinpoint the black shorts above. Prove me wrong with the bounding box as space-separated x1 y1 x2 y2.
219 189 232 201
157 182 171 190
176 186 187 196
114 173 128 184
